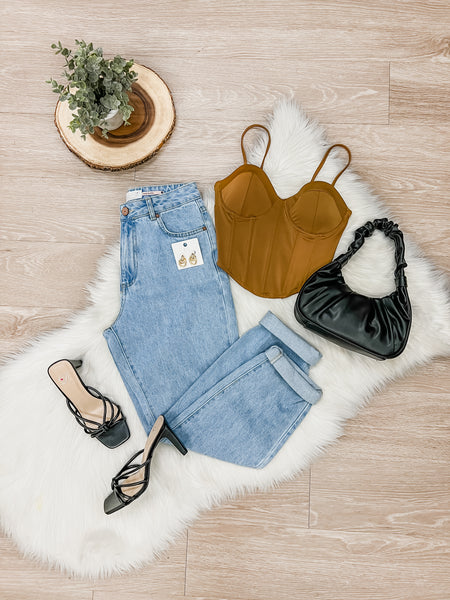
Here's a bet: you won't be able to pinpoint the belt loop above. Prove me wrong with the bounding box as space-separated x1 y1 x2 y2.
145 196 157 220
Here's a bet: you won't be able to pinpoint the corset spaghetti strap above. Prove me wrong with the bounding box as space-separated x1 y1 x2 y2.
240 124 271 169
311 143 352 186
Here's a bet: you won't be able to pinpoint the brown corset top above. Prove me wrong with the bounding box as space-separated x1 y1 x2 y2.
214 124 352 298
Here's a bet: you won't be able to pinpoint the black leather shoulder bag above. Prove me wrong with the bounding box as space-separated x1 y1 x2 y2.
294 218 412 360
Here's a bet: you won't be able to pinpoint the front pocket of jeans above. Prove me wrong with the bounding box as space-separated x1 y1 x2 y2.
157 201 206 237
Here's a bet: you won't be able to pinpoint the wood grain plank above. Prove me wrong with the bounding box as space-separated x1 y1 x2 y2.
0 241 108 309
390 61 450 123
186 524 450 600
94 596 186 600
2 0 450 31
310 359 450 537
184 477 311 598
192 475 310 531
166 59 389 125
0 56 389 124
0 306 75 359
0 178 125 244
0 535 93 600
1 1 449 62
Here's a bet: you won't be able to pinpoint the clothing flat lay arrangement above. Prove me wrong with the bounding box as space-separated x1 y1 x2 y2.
46 122 413 514
1 98 448 577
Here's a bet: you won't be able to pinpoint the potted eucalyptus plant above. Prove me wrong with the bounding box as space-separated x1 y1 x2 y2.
46 40 138 140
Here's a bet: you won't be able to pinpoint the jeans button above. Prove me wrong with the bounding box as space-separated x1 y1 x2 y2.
121 206 129 216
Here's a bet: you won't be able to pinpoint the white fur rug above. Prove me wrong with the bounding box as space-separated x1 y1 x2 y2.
0 99 448 578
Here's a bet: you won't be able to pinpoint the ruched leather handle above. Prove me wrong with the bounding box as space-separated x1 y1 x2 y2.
336 218 408 288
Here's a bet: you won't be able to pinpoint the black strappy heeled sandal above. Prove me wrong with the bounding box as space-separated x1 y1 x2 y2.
104 415 187 514
48 359 130 448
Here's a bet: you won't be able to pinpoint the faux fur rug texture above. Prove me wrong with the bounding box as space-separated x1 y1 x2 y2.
0 98 449 578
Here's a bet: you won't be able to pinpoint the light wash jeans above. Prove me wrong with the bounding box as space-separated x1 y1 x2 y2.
103 183 322 468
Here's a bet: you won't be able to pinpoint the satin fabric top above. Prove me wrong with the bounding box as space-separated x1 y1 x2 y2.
214 124 352 298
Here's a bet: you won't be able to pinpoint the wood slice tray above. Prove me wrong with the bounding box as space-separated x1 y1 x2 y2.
54 63 175 171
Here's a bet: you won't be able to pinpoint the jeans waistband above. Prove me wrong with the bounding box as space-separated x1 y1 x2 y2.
121 182 203 220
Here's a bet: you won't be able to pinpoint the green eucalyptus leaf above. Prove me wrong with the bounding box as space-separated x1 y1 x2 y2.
99 94 116 109
48 39 137 137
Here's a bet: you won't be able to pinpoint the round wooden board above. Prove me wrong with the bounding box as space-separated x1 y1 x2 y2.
54 63 175 171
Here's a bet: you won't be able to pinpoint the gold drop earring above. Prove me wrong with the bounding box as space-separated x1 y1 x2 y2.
178 254 187 268
189 251 197 265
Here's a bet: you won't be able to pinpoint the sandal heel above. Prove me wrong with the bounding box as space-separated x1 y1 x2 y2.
162 423 187 455
68 359 83 370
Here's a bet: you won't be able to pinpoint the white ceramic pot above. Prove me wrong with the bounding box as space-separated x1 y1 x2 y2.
99 108 124 131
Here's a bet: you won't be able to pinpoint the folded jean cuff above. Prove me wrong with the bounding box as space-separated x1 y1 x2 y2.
259 311 322 367
265 346 322 405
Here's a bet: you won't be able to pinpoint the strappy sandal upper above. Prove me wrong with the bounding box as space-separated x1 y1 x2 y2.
65 385 124 439
104 415 187 514
48 359 130 449
110 448 151 504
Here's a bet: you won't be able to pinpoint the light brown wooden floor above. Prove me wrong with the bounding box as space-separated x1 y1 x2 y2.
1 1 449 599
